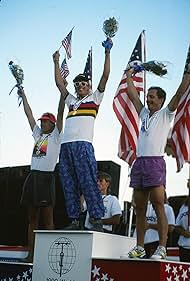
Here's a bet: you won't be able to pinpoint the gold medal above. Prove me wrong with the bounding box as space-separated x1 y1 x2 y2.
72 110 77 116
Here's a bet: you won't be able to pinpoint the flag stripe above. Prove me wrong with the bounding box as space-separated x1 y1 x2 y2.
118 129 137 164
113 94 139 139
113 93 138 152
171 84 190 171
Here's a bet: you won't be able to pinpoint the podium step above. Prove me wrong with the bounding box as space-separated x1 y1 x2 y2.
0 256 189 281
0 261 32 279
92 258 190 281
0 245 28 260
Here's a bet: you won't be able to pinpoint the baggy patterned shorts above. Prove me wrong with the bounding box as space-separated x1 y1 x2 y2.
59 141 104 219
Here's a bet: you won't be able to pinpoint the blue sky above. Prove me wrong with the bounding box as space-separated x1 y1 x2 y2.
0 0 190 204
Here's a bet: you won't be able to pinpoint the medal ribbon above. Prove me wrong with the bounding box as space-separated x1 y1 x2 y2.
73 92 92 111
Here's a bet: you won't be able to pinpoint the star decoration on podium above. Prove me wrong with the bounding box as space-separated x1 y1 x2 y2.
91 264 114 281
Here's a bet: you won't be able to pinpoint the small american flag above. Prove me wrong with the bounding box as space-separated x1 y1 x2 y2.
170 45 190 172
60 57 69 79
62 28 73 59
113 31 145 166
83 48 92 84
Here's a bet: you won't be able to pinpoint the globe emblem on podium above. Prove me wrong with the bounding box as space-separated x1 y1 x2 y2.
48 237 76 277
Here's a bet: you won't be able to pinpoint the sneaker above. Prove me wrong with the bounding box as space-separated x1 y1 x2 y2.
121 246 146 259
64 219 80 230
151 246 166 260
89 218 103 232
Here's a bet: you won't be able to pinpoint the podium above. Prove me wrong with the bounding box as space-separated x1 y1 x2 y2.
0 231 190 280
32 230 136 281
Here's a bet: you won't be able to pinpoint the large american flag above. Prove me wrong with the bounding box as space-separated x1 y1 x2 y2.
62 28 73 59
60 57 69 79
113 31 146 166
170 45 190 172
83 48 92 84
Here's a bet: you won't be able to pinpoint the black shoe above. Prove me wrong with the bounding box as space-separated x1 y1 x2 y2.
89 218 103 232
64 219 80 230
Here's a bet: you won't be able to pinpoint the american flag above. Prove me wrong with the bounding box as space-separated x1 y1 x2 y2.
170 45 190 172
60 57 69 79
113 31 146 166
170 85 190 172
62 28 73 59
83 48 92 85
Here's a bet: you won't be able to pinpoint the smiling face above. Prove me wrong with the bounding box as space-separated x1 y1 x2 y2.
73 74 91 99
74 80 90 99
146 89 164 114
40 120 55 134
97 177 110 195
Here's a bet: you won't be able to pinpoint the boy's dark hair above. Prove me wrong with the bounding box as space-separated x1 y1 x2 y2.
98 171 112 185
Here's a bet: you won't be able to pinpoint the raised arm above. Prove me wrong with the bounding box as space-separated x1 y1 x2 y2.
56 93 65 133
97 38 112 93
168 63 190 112
53 51 69 99
125 68 143 114
19 88 36 131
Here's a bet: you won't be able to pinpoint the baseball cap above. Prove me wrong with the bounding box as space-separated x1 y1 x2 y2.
38 112 56 124
73 73 89 83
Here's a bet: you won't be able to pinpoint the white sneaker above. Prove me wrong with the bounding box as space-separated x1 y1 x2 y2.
151 246 166 260
120 245 146 259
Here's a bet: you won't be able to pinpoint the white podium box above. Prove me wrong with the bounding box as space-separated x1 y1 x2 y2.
32 230 136 281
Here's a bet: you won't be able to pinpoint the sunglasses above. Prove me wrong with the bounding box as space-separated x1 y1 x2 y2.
74 81 88 88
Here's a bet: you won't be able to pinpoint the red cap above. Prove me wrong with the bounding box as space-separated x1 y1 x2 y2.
38 112 56 124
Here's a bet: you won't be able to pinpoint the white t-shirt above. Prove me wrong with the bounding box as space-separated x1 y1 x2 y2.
84 194 122 232
133 203 175 244
137 106 175 157
176 204 190 249
62 89 104 143
31 125 62 171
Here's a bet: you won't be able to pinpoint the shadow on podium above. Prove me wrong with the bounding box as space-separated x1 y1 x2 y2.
0 164 69 246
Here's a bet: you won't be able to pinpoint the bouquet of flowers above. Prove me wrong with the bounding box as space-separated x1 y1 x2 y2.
127 60 168 77
102 17 119 38
8 61 24 106
102 17 118 52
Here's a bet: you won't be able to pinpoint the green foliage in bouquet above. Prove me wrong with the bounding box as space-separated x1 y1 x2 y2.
143 61 167 77
103 17 119 38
